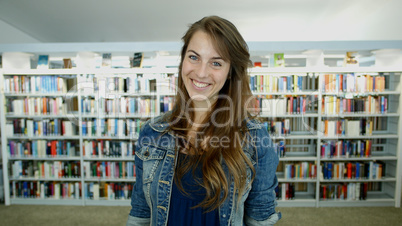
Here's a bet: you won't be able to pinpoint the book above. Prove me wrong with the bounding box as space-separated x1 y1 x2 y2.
63 58 72 68
132 52 143 68
37 55 49 69
101 53 112 68
274 53 285 67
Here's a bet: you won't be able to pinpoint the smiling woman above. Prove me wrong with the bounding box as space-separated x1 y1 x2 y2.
127 16 281 226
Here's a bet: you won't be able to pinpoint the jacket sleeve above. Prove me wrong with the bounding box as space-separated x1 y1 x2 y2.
244 127 282 225
127 124 151 226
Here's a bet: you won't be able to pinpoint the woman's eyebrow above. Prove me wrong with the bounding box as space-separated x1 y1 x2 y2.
187 49 223 60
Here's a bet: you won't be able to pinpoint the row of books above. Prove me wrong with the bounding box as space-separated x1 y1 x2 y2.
83 161 135 179
320 182 368 200
321 140 372 158
82 119 143 137
262 119 291 135
250 74 318 93
322 161 384 180
89 75 176 94
6 97 67 115
273 141 286 158
322 119 373 137
257 95 318 115
321 96 388 115
4 75 70 94
10 181 81 199
275 183 295 200
322 74 386 93
283 162 317 179
81 97 158 115
7 140 78 158
7 119 77 136
11 161 80 179
84 182 133 200
83 140 135 158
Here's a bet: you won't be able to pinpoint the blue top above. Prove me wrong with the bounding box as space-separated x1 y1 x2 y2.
167 155 220 226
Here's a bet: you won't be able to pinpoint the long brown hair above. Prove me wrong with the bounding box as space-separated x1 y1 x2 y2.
168 16 255 211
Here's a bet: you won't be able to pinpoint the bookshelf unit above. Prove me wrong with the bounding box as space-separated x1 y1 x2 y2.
248 66 402 207
1 65 401 208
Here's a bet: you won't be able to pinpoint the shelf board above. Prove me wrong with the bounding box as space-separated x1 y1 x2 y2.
278 178 317 183
7 135 80 140
320 134 398 139
82 135 138 140
252 91 319 96
320 177 396 183
10 177 82 182
320 156 397 161
84 199 130 206
272 134 318 140
9 156 81 161
321 112 399 118
83 157 135 161
6 113 78 119
4 93 78 97
279 156 317 161
248 66 402 74
10 198 83 205
84 178 136 182
81 113 155 118
259 113 319 118
2 68 179 75
322 90 400 96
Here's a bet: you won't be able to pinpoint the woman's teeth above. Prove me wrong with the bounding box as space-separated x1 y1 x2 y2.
192 80 209 88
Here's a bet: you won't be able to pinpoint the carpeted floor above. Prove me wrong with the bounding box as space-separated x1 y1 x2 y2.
0 205 402 225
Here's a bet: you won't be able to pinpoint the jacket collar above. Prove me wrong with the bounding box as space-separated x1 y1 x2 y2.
149 111 262 132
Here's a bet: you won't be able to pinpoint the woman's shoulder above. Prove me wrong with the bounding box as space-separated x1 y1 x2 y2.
140 112 171 133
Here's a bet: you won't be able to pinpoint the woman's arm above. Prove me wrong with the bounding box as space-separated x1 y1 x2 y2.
127 125 151 226
244 127 282 225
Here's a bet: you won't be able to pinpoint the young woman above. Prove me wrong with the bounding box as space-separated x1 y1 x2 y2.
127 16 281 226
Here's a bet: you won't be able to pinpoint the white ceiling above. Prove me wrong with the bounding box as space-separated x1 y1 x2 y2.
0 0 402 43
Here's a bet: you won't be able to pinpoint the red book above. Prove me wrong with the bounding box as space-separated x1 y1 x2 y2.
51 141 57 156
347 163 352 179
322 185 327 200
343 184 348 199
97 162 101 178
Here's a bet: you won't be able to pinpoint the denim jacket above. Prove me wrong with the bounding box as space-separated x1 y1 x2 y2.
127 113 281 226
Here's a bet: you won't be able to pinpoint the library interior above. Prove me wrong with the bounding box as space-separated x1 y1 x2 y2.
1 0 402 225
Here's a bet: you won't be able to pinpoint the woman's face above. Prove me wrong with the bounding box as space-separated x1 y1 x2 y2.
181 30 230 104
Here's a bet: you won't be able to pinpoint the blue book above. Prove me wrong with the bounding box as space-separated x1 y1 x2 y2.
356 163 360 179
37 55 49 69
328 163 333 179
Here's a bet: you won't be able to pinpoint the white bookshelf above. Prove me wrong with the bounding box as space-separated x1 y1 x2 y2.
1 64 401 208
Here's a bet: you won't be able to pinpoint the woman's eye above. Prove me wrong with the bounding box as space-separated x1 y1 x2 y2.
212 62 222 67
189 55 198 61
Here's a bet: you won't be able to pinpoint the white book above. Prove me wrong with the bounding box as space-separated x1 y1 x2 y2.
75 182 80 199
93 183 99 200
55 183 60 199
40 183 45 199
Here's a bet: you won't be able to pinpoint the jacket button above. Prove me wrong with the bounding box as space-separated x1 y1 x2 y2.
143 150 150 157
222 214 226 218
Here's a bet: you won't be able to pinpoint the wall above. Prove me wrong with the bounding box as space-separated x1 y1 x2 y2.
0 19 40 44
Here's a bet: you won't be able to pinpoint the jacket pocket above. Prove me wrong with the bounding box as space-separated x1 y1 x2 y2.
136 146 166 184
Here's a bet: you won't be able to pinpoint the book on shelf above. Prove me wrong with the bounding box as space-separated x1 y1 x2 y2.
321 118 372 137
6 97 67 115
321 140 372 158
8 119 78 137
3 75 69 94
83 140 135 158
63 58 73 69
101 53 112 68
132 52 143 68
8 140 78 158
323 73 385 93
11 161 81 179
322 95 388 115
275 183 295 200
284 162 317 179
83 161 135 179
273 53 285 67
84 182 132 200
321 161 384 180
321 182 367 200
250 74 318 93
37 55 49 69
11 181 81 199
